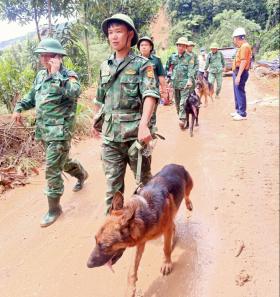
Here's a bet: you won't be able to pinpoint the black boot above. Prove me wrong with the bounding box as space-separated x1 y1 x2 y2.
40 197 62 228
73 170 88 192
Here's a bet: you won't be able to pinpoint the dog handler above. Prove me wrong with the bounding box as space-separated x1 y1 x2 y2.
204 42 225 99
12 38 88 227
168 37 193 129
231 28 252 120
137 36 168 104
91 14 160 214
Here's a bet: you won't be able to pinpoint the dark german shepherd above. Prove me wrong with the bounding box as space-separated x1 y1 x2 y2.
184 90 200 137
87 164 193 297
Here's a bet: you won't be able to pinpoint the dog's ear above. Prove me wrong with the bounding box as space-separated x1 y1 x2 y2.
111 191 124 212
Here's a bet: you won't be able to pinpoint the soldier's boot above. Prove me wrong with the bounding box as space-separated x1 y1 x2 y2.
73 170 88 192
40 197 62 228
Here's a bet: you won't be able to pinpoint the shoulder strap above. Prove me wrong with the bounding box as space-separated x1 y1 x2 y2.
104 55 137 93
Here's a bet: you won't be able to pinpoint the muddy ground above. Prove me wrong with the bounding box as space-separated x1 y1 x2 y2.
0 73 279 297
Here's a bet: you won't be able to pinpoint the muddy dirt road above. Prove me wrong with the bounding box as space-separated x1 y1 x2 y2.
0 74 279 297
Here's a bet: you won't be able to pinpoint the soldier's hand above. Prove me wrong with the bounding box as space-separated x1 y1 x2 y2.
138 123 152 144
49 55 62 74
12 112 23 125
91 126 101 140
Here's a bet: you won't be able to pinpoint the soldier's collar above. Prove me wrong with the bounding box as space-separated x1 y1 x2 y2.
108 51 136 64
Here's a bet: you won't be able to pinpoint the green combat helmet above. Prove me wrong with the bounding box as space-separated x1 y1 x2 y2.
210 42 219 49
34 38 67 56
137 36 154 52
176 37 188 45
101 13 138 46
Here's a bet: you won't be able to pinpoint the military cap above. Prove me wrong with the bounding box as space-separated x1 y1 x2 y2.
101 13 138 46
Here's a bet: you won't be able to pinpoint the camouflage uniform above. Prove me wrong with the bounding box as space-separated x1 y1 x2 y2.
205 51 225 96
95 51 160 213
165 53 176 78
178 51 198 119
171 52 194 120
14 67 87 199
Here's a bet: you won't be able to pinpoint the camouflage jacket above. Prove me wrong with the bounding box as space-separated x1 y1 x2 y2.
185 51 199 80
205 51 225 73
171 52 191 89
14 66 81 141
95 51 160 143
165 52 177 77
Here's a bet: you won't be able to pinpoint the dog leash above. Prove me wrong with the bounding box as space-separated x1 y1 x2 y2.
128 133 165 186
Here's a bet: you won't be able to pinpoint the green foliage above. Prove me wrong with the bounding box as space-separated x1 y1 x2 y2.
266 0 280 28
74 102 93 137
165 0 268 29
258 24 280 58
169 15 205 44
205 10 261 49
0 0 76 23
260 50 279 60
0 42 36 113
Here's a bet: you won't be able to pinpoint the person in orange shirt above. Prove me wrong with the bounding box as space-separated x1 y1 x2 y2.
231 27 252 121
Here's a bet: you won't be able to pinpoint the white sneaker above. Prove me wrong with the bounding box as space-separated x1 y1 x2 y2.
233 114 247 121
230 111 238 117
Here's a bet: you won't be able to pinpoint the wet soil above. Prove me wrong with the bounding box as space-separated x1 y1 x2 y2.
0 74 279 297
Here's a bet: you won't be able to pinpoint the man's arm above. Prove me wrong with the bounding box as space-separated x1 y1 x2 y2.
12 84 36 125
138 97 156 144
235 60 247 85
91 71 105 138
204 54 210 71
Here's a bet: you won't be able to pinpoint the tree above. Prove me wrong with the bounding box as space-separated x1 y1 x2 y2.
208 10 261 48
0 0 77 41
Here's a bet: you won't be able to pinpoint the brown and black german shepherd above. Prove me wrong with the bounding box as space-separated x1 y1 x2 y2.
87 164 193 297
196 73 214 106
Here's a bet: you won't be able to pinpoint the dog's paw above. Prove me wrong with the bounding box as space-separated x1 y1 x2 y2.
125 286 136 297
161 262 173 275
186 200 193 211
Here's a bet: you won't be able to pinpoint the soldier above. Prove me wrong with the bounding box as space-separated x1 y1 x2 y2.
12 38 88 227
231 28 252 120
198 47 206 78
168 37 193 129
204 42 226 98
91 14 160 214
185 40 199 79
137 36 168 104
165 52 176 79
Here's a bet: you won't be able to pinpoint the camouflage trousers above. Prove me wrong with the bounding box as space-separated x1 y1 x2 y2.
174 88 192 120
208 71 223 96
43 140 87 199
101 140 152 214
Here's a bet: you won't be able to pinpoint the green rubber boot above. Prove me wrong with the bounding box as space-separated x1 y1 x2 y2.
73 170 88 192
40 197 62 228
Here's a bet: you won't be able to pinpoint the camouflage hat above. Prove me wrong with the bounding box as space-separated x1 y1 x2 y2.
137 36 154 51
34 38 67 56
210 42 219 49
176 37 188 45
101 13 138 46
187 40 195 46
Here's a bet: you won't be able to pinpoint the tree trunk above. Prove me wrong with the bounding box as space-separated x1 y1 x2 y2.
48 0 52 37
83 3 92 85
34 4 41 41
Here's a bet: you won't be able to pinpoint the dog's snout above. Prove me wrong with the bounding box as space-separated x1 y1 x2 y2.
87 260 95 268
